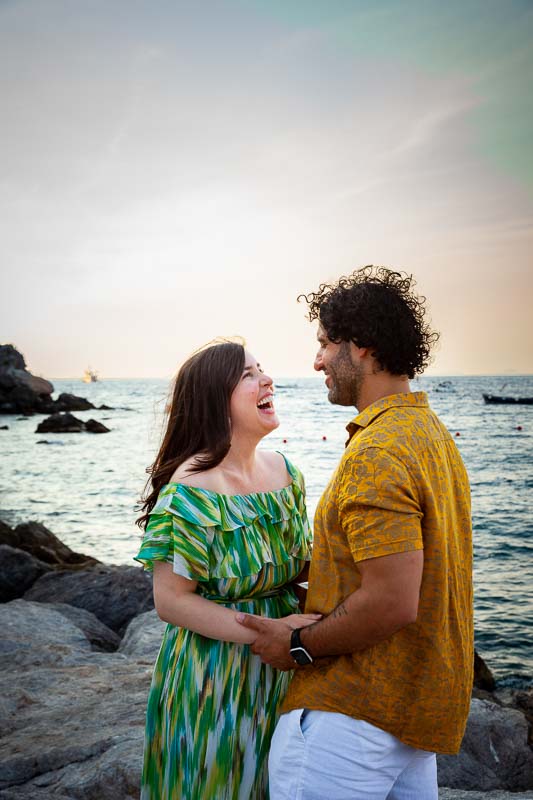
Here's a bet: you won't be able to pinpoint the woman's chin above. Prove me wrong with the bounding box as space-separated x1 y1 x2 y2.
258 411 279 433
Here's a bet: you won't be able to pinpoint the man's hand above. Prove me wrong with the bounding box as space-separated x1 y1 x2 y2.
235 614 311 670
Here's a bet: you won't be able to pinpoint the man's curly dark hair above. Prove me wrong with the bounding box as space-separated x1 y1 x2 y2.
299 266 439 378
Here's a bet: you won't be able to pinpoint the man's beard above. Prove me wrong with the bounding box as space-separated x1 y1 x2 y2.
327 345 364 408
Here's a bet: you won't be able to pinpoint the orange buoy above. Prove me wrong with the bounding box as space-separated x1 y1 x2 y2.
322 435 327 440
282 438 287 443
455 432 460 437
517 425 523 431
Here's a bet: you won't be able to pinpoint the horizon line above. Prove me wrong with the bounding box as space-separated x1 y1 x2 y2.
46 372 533 381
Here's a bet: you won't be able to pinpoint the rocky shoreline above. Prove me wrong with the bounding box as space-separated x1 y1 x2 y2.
0 345 111 434
0 520 532 798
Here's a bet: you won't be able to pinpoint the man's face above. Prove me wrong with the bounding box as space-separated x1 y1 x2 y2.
314 324 364 407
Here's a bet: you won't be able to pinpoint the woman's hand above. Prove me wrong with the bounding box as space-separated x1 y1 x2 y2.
283 613 322 630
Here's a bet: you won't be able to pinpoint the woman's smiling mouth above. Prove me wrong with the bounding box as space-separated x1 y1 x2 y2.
257 394 275 412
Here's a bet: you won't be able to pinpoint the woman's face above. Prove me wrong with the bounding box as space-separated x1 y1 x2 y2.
229 350 278 437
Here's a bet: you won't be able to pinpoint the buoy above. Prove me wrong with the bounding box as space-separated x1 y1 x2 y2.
282 438 287 443
322 435 327 440
517 425 523 431
455 432 460 437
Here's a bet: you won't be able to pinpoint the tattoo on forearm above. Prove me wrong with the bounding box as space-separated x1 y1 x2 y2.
331 602 348 619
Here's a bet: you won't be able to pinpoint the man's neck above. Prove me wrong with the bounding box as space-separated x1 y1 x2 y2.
355 374 411 413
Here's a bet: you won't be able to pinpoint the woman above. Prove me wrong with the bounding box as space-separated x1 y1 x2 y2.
135 340 316 800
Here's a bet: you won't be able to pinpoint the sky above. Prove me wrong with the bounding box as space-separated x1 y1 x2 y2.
1 0 532 378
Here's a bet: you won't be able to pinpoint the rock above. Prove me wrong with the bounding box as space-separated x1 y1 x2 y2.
474 650 496 691
85 418 111 433
0 345 54 414
437 698 533 791
54 393 95 412
0 521 100 568
0 598 161 798
0 546 52 602
35 412 85 433
24 566 154 633
0 345 102 416
515 690 533 745
0 382 42 415
0 656 149 798
0 345 25 372
10 369 54 397
35 412 111 434
0 600 91 670
493 687 533 748
98 404 114 410
46 603 121 652
119 609 166 660
0 425 8 430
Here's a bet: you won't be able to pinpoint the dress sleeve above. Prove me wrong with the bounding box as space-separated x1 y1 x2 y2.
134 510 212 582
338 446 423 563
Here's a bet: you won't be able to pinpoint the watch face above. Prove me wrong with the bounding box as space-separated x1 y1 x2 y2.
290 645 313 666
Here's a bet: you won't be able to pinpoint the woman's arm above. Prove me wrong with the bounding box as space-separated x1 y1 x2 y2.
153 561 258 644
153 562 320 644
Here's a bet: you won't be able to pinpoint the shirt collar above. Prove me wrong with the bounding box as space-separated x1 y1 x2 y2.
346 391 429 441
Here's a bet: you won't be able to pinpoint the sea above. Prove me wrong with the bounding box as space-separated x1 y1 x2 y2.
1 374 532 688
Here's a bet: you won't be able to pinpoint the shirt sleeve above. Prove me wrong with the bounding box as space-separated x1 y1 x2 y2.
338 446 423 563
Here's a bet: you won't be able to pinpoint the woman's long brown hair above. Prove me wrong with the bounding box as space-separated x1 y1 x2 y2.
136 341 245 530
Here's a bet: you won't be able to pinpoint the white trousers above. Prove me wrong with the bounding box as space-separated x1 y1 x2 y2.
269 709 438 800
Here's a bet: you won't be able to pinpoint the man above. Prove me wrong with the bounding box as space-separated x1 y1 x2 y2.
237 266 473 800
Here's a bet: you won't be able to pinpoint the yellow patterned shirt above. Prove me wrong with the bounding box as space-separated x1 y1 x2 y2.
284 391 473 754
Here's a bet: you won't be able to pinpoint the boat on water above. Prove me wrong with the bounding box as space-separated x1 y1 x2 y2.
483 394 533 405
435 380 454 393
82 368 98 383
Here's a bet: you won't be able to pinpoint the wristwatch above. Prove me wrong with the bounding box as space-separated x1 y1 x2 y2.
290 628 314 666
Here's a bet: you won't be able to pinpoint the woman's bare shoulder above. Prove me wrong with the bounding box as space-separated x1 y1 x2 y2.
168 458 224 491
257 450 290 483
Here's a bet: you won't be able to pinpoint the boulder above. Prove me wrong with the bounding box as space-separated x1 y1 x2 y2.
0 521 100 568
493 686 533 748
437 698 533 791
0 345 54 414
85 418 111 433
0 599 159 798
515 689 533 745
0 345 25 372
0 382 43 415
24 566 154 633
35 412 85 433
0 600 91 670
0 426 8 431
119 608 166 660
0 545 52 602
9 369 54 397
474 650 496 692
54 393 95 412
46 603 121 652
0 345 103 416
35 413 111 434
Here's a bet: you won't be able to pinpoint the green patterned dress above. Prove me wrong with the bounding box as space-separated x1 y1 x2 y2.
134 457 311 800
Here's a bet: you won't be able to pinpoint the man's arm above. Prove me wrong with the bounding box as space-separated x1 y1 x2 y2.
237 548 423 669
